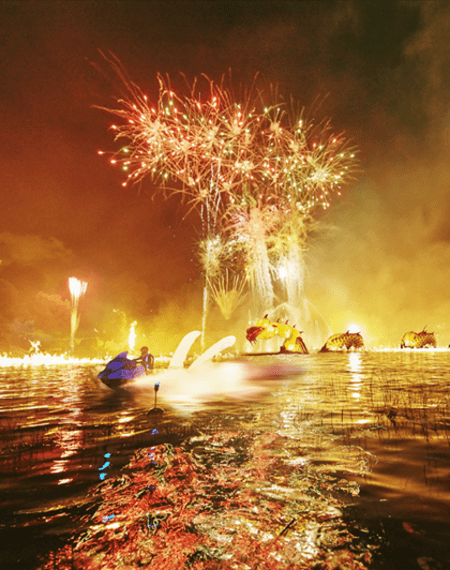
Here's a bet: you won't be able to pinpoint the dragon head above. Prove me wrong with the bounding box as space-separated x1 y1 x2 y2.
246 326 265 344
246 315 271 344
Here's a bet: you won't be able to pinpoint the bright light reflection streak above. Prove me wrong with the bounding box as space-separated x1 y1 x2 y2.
348 351 362 400
58 478 73 485
117 415 135 424
50 462 65 475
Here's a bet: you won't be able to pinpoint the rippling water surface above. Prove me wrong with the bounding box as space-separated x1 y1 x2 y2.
1 351 450 569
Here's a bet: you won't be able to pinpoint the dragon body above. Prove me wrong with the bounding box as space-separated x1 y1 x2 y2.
400 330 436 349
319 332 364 352
246 316 308 354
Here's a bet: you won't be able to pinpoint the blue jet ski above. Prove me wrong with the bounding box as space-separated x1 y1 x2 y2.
98 352 148 388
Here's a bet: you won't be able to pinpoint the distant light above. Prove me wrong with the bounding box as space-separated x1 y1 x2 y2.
348 324 361 334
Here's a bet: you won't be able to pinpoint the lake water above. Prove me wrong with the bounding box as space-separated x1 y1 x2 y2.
0 351 449 569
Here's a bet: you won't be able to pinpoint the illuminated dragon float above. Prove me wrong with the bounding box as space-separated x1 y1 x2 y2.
400 329 436 349
246 316 309 354
319 332 364 352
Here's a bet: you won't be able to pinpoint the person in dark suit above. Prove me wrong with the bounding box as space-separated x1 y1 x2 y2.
133 346 154 372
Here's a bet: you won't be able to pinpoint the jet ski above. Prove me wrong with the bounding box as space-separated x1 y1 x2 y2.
98 351 148 388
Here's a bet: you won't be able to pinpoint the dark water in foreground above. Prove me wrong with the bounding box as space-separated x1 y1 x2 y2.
1 351 450 569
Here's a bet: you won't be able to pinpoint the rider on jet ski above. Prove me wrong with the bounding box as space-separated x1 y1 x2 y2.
133 346 154 372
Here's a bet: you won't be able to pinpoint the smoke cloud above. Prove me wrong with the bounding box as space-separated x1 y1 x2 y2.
306 1 450 346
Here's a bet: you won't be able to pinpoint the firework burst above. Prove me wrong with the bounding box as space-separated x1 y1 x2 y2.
99 61 357 214
100 60 358 322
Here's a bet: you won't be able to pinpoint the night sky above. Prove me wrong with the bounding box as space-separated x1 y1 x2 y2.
1 0 450 351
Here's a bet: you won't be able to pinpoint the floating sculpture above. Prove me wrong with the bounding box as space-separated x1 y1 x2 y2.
319 332 364 352
400 330 436 349
246 316 308 354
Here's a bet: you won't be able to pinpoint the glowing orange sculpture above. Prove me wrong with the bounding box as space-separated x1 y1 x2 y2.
400 330 436 349
319 332 364 352
246 315 308 354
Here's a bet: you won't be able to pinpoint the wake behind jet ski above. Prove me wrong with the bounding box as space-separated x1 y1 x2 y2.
99 346 154 388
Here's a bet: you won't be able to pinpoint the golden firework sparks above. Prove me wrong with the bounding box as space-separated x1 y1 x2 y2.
208 270 248 320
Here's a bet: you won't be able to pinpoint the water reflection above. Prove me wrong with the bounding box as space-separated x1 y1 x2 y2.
0 353 450 569
98 452 112 481
348 351 363 400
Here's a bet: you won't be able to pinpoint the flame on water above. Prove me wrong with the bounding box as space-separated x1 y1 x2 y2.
0 340 104 367
128 321 137 353
0 352 105 367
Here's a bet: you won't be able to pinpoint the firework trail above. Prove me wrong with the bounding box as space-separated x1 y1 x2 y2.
69 277 88 353
224 204 280 313
196 170 226 349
